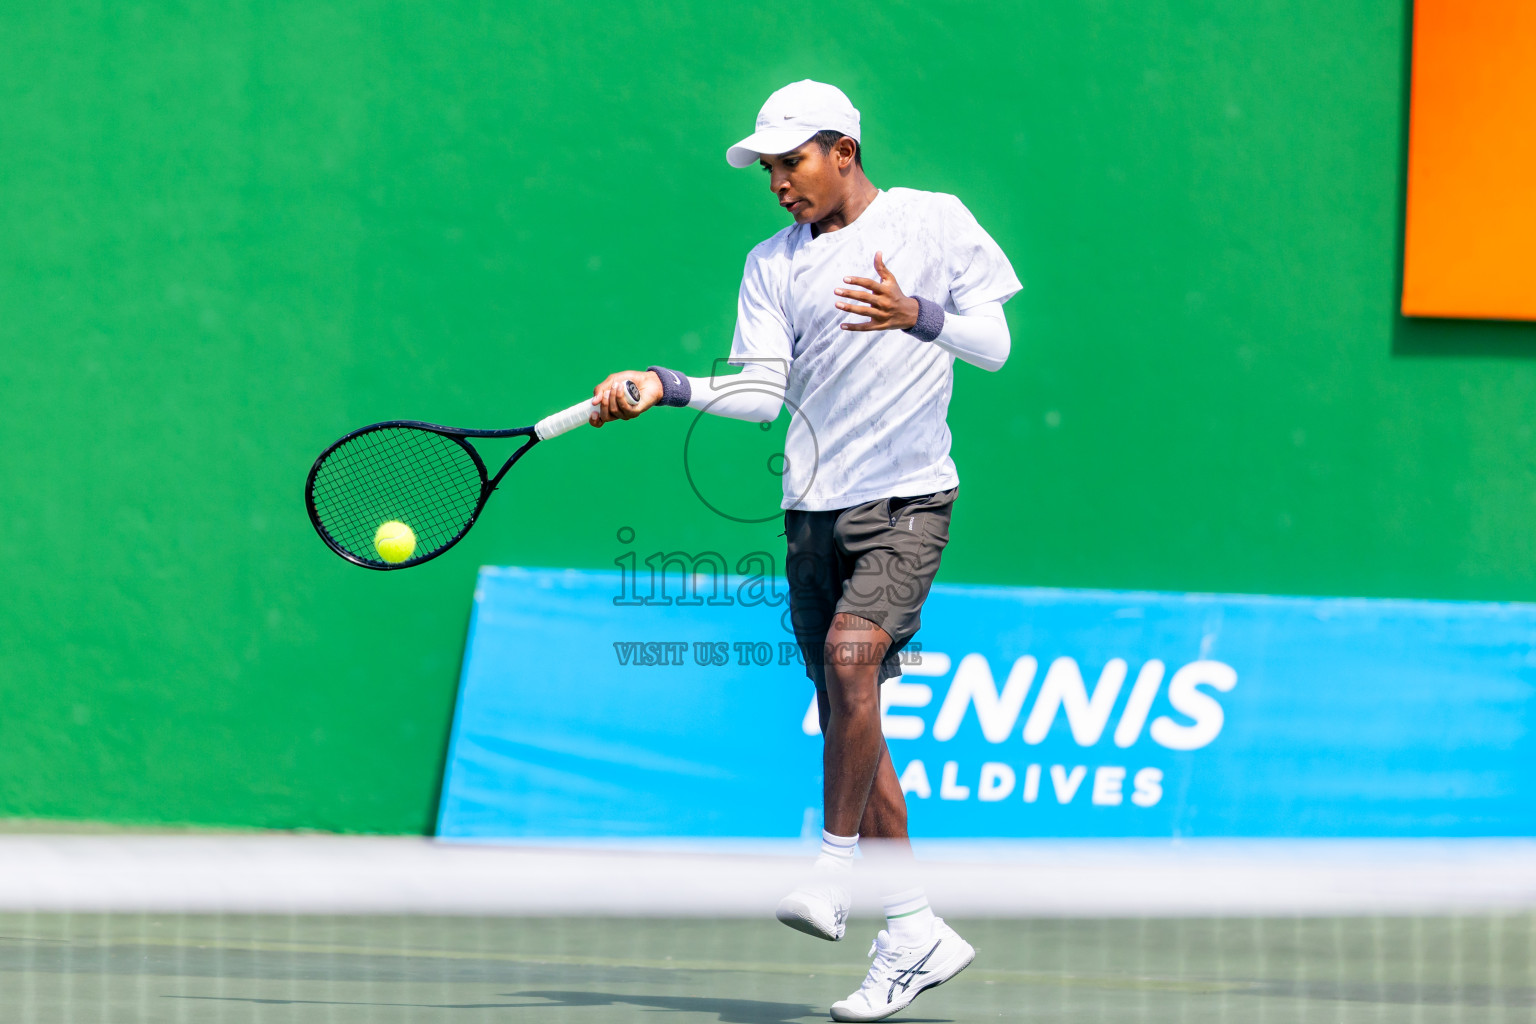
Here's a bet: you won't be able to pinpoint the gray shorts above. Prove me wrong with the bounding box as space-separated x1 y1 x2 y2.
785 487 956 689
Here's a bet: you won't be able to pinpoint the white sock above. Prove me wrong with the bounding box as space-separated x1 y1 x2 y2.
882 887 936 945
815 829 857 872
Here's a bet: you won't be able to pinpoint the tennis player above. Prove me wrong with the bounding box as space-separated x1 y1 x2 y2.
590 80 1020 1022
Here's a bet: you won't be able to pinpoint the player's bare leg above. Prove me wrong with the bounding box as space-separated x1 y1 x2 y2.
814 672 909 846
820 612 893 837
858 742 910 845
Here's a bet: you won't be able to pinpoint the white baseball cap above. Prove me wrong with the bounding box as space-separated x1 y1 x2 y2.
726 80 861 169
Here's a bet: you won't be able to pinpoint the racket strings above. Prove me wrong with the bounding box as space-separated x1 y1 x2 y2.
309 427 486 563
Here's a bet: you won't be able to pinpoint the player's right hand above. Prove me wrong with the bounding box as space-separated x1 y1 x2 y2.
589 370 662 426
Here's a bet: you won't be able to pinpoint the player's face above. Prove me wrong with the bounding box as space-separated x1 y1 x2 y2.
761 140 851 225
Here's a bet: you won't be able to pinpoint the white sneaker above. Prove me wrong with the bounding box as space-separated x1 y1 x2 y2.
829 918 975 1022
774 873 851 941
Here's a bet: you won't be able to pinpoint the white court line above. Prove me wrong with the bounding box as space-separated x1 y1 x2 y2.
0 835 1532 915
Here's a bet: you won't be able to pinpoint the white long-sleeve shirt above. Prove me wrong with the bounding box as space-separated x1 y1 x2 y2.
692 188 1021 510
686 300 1011 423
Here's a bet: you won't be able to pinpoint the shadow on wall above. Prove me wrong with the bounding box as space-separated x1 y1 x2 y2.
1388 0 1536 357
1395 317 1536 359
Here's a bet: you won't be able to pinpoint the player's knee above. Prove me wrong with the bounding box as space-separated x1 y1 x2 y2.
823 669 879 721
827 695 877 724
824 634 882 672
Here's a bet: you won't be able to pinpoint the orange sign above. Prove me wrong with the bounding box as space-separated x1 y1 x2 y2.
1402 0 1536 320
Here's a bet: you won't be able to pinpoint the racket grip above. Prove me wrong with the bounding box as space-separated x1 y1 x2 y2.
534 381 643 441
535 398 598 440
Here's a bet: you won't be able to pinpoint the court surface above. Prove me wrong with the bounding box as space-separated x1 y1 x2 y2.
2 912 1531 1023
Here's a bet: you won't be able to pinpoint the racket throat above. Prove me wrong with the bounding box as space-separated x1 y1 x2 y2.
486 436 540 491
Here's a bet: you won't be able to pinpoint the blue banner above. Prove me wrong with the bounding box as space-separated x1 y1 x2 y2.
437 567 1535 839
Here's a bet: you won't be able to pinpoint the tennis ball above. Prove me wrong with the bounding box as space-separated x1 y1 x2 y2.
374 520 416 564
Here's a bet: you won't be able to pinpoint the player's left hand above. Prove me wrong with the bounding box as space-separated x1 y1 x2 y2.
835 251 920 333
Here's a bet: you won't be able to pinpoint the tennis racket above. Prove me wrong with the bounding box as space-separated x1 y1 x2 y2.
306 380 640 570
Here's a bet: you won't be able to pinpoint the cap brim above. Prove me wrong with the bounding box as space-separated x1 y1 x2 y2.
726 127 818 168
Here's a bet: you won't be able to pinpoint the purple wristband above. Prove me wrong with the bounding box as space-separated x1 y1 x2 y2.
903 296 945 343
647 366 692 407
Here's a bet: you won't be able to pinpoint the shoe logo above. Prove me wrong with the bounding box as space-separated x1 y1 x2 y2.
833 906 848 928
887 940 940 1003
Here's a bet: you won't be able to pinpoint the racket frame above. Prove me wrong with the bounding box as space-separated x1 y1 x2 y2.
306 380 639 571
304 420 538 571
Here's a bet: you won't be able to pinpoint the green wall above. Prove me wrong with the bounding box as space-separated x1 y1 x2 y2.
3 1 1533 833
